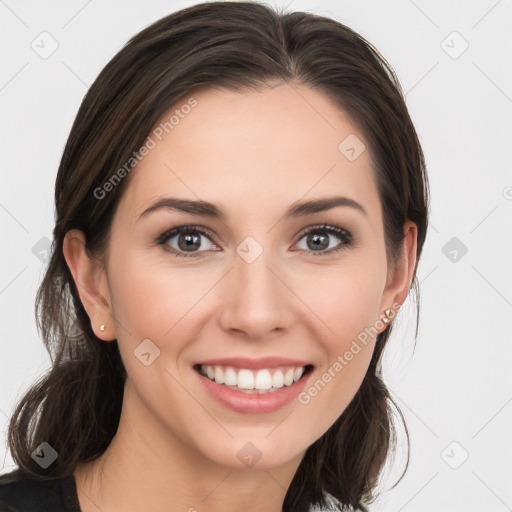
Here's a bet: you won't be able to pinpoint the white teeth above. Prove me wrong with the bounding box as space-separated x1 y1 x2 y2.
199 364 308 392
224 367 237 386
272 370 284 388
237 369 254 389
283 368 294 386
214 366 224 385
254 369 273 390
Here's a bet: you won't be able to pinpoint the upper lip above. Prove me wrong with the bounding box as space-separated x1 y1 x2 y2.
194 357 313 370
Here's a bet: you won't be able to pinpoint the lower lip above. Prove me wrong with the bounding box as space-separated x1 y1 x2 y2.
194 367 312 414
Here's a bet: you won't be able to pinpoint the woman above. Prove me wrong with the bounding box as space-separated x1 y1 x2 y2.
0 2 429 511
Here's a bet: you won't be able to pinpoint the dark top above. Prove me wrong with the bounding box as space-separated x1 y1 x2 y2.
0 469 81 512
0 468 365 511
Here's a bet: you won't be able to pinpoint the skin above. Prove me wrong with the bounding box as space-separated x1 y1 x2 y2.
63 82 417 512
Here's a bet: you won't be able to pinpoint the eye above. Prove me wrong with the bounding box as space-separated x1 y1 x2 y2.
157 223 355 259
157 226 219 258
293 224 354 257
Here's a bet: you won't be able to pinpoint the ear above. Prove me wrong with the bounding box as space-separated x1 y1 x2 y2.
62 229 116 341
377 220 418 331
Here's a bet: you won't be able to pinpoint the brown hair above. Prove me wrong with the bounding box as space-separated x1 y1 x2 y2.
6 2 429 510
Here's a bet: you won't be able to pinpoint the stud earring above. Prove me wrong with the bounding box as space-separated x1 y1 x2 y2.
382 308 393 324
99 324 106 332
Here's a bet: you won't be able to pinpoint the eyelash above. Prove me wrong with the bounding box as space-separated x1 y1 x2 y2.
156 223 355 259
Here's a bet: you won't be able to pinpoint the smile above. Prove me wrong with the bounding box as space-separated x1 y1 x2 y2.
196 364 312 393
193 358 314 414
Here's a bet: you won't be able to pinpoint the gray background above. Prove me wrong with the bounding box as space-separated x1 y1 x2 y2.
1 1 511 510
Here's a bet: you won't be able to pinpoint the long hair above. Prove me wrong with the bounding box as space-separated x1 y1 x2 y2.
6 2 429 510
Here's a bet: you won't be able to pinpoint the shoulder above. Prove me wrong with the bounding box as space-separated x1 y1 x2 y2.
0 468 76 512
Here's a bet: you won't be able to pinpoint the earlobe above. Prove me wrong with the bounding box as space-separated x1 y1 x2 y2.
62 229 115 341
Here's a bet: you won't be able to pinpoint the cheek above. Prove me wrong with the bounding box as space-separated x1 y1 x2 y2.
292 260 383 425
109 251 202 337
105 254 204 426
107 252 220 386
294 256 385 340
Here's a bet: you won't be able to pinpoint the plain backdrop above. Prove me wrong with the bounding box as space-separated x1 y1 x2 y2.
1 1 511 511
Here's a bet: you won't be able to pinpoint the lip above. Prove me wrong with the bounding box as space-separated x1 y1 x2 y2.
194 363 314 414
193 356 312 370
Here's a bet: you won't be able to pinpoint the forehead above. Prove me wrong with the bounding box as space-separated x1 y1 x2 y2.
118 83 381 223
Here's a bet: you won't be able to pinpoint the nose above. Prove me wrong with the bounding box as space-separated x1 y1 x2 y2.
217 248 293 340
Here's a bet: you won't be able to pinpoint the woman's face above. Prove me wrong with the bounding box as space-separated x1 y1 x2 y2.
76 83 414 471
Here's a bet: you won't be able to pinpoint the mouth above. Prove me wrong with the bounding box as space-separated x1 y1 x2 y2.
192 356 315 413
193 363 314 394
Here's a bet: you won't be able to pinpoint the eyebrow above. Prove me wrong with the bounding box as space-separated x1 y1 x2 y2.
138 195 367 221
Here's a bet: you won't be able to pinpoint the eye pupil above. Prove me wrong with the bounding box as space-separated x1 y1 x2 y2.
178 233 201 251
308 233 329 251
